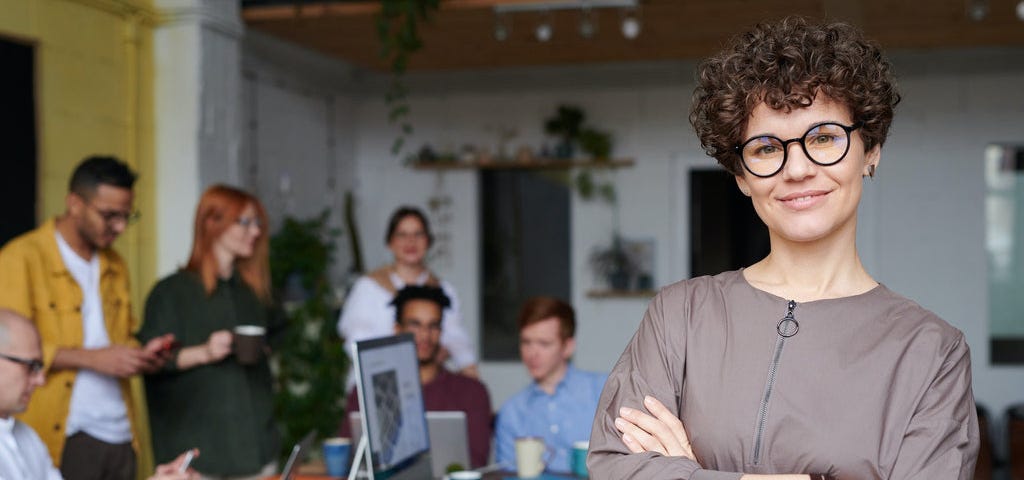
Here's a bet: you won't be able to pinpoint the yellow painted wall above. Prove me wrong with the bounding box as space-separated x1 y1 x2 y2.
0 0 158 476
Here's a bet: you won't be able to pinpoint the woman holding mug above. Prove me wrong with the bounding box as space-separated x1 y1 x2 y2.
139 185 283 479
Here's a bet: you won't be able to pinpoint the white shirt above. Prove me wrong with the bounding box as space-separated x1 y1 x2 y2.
0 417 63 480
337 272 476 389
54 233 132 444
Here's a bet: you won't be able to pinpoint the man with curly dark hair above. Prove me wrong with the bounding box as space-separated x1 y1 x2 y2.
589 17 978 480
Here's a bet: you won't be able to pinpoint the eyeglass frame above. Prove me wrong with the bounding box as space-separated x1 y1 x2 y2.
733 122 864 178
0 352 44 375
236 216 264 229
85 202 141 226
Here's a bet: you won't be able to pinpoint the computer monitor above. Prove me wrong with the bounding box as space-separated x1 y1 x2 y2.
349 333 433 480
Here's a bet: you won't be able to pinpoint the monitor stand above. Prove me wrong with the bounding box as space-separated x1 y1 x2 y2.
348 436 372 480
345 436 435 480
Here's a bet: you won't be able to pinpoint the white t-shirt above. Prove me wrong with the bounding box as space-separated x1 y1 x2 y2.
0 417 63 480
54 233 132 444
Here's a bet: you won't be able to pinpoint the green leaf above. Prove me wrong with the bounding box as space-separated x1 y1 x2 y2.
388 104 410 122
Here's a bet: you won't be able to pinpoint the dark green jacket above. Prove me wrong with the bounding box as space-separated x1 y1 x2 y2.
138 271 284 475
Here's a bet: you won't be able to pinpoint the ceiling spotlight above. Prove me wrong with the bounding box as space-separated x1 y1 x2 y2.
967 0 989 21
535 11 553 42
494 12 511 41
536 22 553 42
1017 0 1024 20
621 7 641 39
579 8 598 39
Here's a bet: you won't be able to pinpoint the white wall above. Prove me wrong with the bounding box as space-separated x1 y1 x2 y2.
343 50 1024 422
240 31 360 288
240 36 1024 442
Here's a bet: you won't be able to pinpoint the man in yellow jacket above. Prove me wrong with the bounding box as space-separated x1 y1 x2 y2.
0 156 174 480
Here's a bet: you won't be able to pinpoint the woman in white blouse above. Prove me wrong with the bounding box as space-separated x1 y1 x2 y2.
337 206 478 384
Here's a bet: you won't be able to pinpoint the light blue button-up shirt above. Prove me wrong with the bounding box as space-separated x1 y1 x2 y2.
495 365 609 473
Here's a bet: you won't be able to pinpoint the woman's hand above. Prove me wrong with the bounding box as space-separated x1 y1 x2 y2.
614 395 697 461
205 330 233 363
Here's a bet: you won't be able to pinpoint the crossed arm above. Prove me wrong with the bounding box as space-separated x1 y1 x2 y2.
612 395 810 480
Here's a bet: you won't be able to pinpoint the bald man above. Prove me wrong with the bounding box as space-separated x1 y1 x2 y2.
0 311 197 480
0 308 61 479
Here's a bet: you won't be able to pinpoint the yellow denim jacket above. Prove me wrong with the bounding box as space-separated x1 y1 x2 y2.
0 219 139 464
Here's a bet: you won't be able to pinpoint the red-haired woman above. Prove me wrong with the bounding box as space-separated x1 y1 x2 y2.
138 185 283 479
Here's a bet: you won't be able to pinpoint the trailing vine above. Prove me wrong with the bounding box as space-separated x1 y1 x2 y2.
377 0 441 155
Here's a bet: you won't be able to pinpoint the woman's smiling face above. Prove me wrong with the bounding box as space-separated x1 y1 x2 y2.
734 96 880 245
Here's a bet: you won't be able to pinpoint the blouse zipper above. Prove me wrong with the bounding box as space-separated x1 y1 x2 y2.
751 300 799 465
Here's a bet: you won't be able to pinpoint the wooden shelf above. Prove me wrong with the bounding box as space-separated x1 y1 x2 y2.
409 158 634 171
586 289 657 299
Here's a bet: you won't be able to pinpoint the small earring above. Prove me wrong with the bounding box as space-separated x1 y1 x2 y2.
868 165 876 178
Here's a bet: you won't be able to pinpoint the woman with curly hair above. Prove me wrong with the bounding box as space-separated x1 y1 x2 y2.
588 17 978 480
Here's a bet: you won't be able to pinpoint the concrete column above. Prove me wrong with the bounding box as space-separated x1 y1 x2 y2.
153 0 243 276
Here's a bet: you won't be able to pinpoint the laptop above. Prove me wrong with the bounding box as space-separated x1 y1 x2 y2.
350 410 471 479
279 430 317 480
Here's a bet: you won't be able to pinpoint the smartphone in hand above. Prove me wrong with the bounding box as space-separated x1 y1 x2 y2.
178 449 195 473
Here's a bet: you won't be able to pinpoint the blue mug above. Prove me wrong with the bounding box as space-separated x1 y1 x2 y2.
571 440 589 478
322 437 351 477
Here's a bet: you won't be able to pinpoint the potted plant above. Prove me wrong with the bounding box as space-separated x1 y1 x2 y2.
544 105 585 158
579 127 613 160
589 235 637 291
269 211 349 459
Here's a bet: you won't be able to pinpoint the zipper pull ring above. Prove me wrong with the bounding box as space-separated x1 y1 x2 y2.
777 300 799 338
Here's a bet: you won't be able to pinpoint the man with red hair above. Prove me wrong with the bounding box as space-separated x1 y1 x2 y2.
494 297 608 474
0 156 173 479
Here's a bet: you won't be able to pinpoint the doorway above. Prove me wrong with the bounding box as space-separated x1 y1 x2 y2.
0 37 37 246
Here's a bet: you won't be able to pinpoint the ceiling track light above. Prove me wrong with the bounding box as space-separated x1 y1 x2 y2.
966 0 989 21
494 0 637 15
494 11 511 41
620 7 640 39
579 7 597 39
535 10 553 42
492 0 640 41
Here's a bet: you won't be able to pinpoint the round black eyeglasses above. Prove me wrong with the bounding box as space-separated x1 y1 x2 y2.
0 352 44 375
734 122 863 178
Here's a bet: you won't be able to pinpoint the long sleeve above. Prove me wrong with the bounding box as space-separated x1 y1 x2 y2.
337 277 391 361
463 379 493 468
493 406 519 470
588 290 740 480
138 279 184 374
889 333 979 480
438 281 476 369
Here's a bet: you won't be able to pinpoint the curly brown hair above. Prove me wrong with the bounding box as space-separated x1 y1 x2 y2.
689 16 900 175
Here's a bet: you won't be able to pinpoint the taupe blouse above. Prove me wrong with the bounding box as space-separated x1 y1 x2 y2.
589 270 978 480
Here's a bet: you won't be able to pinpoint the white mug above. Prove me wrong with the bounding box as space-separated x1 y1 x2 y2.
514 436 552 478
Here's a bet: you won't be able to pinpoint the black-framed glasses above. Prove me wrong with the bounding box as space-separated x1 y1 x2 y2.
87 203 141 225
734 122 863 178
0 352 44 375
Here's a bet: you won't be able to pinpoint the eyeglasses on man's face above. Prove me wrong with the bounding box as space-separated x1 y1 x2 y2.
0 352 44 375
87 203 141 226
735 122 863 178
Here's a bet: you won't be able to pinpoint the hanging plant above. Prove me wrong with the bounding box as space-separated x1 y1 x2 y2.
377 0 441 155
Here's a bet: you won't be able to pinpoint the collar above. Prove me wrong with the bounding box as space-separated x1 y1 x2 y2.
42 219 123 277
0 416 14 434
388 270 430 289
528 364 576 397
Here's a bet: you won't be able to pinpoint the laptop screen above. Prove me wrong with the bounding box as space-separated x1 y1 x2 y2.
352 334 431 477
